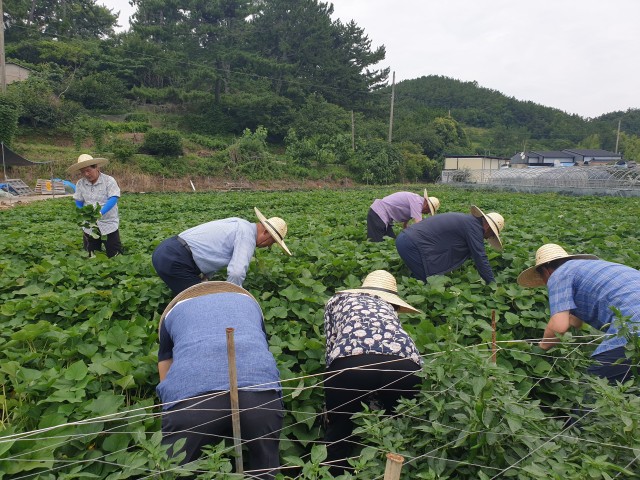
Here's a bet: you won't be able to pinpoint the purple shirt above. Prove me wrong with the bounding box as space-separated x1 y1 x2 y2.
371 192 424 226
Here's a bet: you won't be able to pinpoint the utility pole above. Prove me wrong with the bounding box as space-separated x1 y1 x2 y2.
615 119 621 154
0 0 6 93
388 71 395 143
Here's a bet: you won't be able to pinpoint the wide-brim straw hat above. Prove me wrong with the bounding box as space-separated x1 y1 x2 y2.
159 281 260 334
517 243 598 288
337 270 421 314
423 189 440 216
68 154 109 173
470 205 504 251
255 207 291 256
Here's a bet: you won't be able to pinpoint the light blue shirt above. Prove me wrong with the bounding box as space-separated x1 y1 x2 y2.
179 218 257 286
547 259 640 355
157 293 281 410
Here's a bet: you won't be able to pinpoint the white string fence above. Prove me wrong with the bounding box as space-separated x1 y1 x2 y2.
2 335 639 479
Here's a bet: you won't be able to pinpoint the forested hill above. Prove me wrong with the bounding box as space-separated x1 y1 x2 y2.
390 75 640 153
1 0 639 184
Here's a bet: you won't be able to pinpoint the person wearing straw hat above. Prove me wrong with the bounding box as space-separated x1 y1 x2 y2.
518 243 640 383
152 207 291 295
157 281 283 478
68 154 123 257
322 270 423 474
367 189 440 242
395 205 504 284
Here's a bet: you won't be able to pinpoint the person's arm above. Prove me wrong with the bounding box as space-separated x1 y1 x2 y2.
100 196 119 215
402 220 409 229
465 220 495 283
539 310 572 350
157 321 174 380
226 224 257 286
158 359 173 381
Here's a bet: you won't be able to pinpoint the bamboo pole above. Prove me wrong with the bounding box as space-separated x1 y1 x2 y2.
226 328 244 476
490 309 497 363
383 452 404 480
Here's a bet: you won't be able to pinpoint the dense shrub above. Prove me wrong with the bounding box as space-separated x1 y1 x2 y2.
187 134 229 151
347 139 404 184
124 112 150 123
142 129 184 157
108 137 138 162
0 95 20 145
66 73 128 111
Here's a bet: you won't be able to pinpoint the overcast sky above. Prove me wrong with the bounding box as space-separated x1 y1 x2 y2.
99 0 640 119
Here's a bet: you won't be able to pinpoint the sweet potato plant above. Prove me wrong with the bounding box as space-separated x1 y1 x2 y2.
0 186 639 479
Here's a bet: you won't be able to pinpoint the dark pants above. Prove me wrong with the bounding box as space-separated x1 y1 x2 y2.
588 347 635 383
83 230 122 258
367 208 395 242
565 347 635 428
162 390 284 479
323 354 421 475
152 236 201 295
395 231 427 281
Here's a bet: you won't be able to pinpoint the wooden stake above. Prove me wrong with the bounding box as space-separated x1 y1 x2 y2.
226 328 244 476
383 452 404 480
490 309 497 363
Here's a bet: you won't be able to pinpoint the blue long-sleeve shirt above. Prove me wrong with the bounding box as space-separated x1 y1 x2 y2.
179 218 257 286
402 212 495 283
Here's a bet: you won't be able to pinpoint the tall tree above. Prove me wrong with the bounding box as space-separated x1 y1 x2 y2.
249 0 388 108
3 0 117 42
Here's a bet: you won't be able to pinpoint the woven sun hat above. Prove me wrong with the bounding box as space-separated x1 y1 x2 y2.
517 243 598 288
159 281 260 333
67 154 109 173
470 205 504 251
423 189 440 216
337 270 421 314
254 207 292 256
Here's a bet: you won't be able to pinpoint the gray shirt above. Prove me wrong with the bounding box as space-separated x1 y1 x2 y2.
73 173 121 235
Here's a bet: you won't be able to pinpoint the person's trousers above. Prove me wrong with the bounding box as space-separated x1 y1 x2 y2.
162 390 284 479
588 347 635 383
564 347 635 428
152 236 202 295
323 354 421 475
83 230 122 257
367 208 395 242
395 231 427 281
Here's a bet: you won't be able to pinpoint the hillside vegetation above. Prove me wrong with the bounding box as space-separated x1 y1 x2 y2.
1 0 639 185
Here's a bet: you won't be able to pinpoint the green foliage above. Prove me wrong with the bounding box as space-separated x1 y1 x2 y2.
0 188 639 478
124 112 150 123
72 117 108 152
75 204 101 239
187 134 229 151
66 73 128 112
348 139 404 184
108 137 139 163
142 129 184 157
0 95 20 145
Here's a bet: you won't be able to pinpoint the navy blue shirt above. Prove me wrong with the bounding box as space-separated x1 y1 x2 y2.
401 213 494 283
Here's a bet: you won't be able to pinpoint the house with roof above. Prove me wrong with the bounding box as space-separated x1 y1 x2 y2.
443 155 510 171
510 149 622 167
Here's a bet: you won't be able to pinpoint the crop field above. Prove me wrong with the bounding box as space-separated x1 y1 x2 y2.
1 185 639 479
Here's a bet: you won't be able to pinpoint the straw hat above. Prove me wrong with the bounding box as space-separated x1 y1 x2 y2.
159 281 260 333
423 189 440 216
337 270 421 314
68 154 109 173
470 205 504 251
255 207 291 256
517 244 598 288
